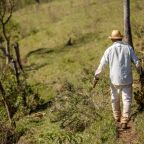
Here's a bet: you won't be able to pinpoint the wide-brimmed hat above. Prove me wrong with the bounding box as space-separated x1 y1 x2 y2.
108 30 123 40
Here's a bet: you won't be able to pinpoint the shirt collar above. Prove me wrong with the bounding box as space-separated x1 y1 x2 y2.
113 41 123 45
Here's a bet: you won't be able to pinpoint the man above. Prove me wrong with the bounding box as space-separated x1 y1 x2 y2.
93 30 141 129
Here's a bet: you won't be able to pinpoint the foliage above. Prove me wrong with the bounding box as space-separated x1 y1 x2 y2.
134 69 144 110
0 69 19 116
35 130 82 144
0 66 43 113
0 122 14 144
0 0 144 143
50 80 102 133
134 87 144 110
0 62 44 142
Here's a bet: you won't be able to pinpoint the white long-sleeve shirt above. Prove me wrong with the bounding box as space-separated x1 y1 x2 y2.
95 41 140 85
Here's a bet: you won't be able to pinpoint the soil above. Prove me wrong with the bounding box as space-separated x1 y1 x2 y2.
116 119 138 143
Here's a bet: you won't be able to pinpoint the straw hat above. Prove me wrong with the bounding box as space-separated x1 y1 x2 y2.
108 30 123 40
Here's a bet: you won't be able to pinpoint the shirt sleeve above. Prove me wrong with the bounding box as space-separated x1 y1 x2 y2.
129 46 140 66
129 46 141 73
95 49 109 77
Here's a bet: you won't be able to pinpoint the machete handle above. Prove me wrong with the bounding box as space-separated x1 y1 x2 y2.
93 77 99 88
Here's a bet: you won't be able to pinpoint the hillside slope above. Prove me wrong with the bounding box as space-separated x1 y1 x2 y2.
11 0 144 143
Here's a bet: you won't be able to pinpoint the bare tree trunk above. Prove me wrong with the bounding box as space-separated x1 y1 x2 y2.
124 0 133 48
0 0 15 63
2 23 11 63
0 45 20 84
14 42 23 71
13 60 20 84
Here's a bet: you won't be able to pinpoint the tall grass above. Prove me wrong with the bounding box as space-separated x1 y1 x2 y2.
4 0 144 143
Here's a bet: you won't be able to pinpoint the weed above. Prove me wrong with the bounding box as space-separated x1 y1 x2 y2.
1 0 144 143
50 80 102 133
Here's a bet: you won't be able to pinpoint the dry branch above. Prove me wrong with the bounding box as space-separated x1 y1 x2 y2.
14 42 23 72
0 0 15 63
0 45 20 84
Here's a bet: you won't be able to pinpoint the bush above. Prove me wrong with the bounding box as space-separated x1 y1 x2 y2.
50 80 102 133
37 130 82 144
134 71 144 110
0 122 14 144
134 89 144 110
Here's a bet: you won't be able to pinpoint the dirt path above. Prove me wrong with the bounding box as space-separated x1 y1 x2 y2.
116 119 138 143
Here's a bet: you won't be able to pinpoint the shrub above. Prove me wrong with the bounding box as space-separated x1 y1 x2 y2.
50 80 102 133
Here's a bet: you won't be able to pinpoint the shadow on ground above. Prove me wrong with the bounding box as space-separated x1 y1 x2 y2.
25 32 98 59
26 48 55 58
24 63 48 71
29 100 53 114
24 32 98 71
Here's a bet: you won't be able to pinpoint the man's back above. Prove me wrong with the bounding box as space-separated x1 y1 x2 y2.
108 41 132 85
96 41 139 85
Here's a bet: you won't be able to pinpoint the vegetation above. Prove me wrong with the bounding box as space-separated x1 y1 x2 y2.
0 0 144 143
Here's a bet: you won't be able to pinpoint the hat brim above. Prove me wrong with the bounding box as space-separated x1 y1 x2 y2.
108 36 123 39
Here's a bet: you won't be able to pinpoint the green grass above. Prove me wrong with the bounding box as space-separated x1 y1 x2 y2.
5 0 144 143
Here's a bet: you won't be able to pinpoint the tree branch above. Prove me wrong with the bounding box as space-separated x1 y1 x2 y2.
4 0 15 25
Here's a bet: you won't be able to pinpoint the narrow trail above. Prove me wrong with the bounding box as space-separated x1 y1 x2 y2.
115 79 140 143
116 119 138 143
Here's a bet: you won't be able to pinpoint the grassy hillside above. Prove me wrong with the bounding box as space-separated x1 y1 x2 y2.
6 0 144 143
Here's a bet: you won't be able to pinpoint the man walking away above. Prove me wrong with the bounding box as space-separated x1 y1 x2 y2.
93 30 141 129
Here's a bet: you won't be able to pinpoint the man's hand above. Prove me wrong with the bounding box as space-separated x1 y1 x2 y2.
93 76 99 88
136 63 142 74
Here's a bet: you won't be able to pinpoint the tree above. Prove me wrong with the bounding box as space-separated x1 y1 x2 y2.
123 0 133 48
0 0 15 63
0 0 21 83
0 0 20 127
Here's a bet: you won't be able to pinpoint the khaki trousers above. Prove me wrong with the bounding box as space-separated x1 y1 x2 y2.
110 84 132 123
